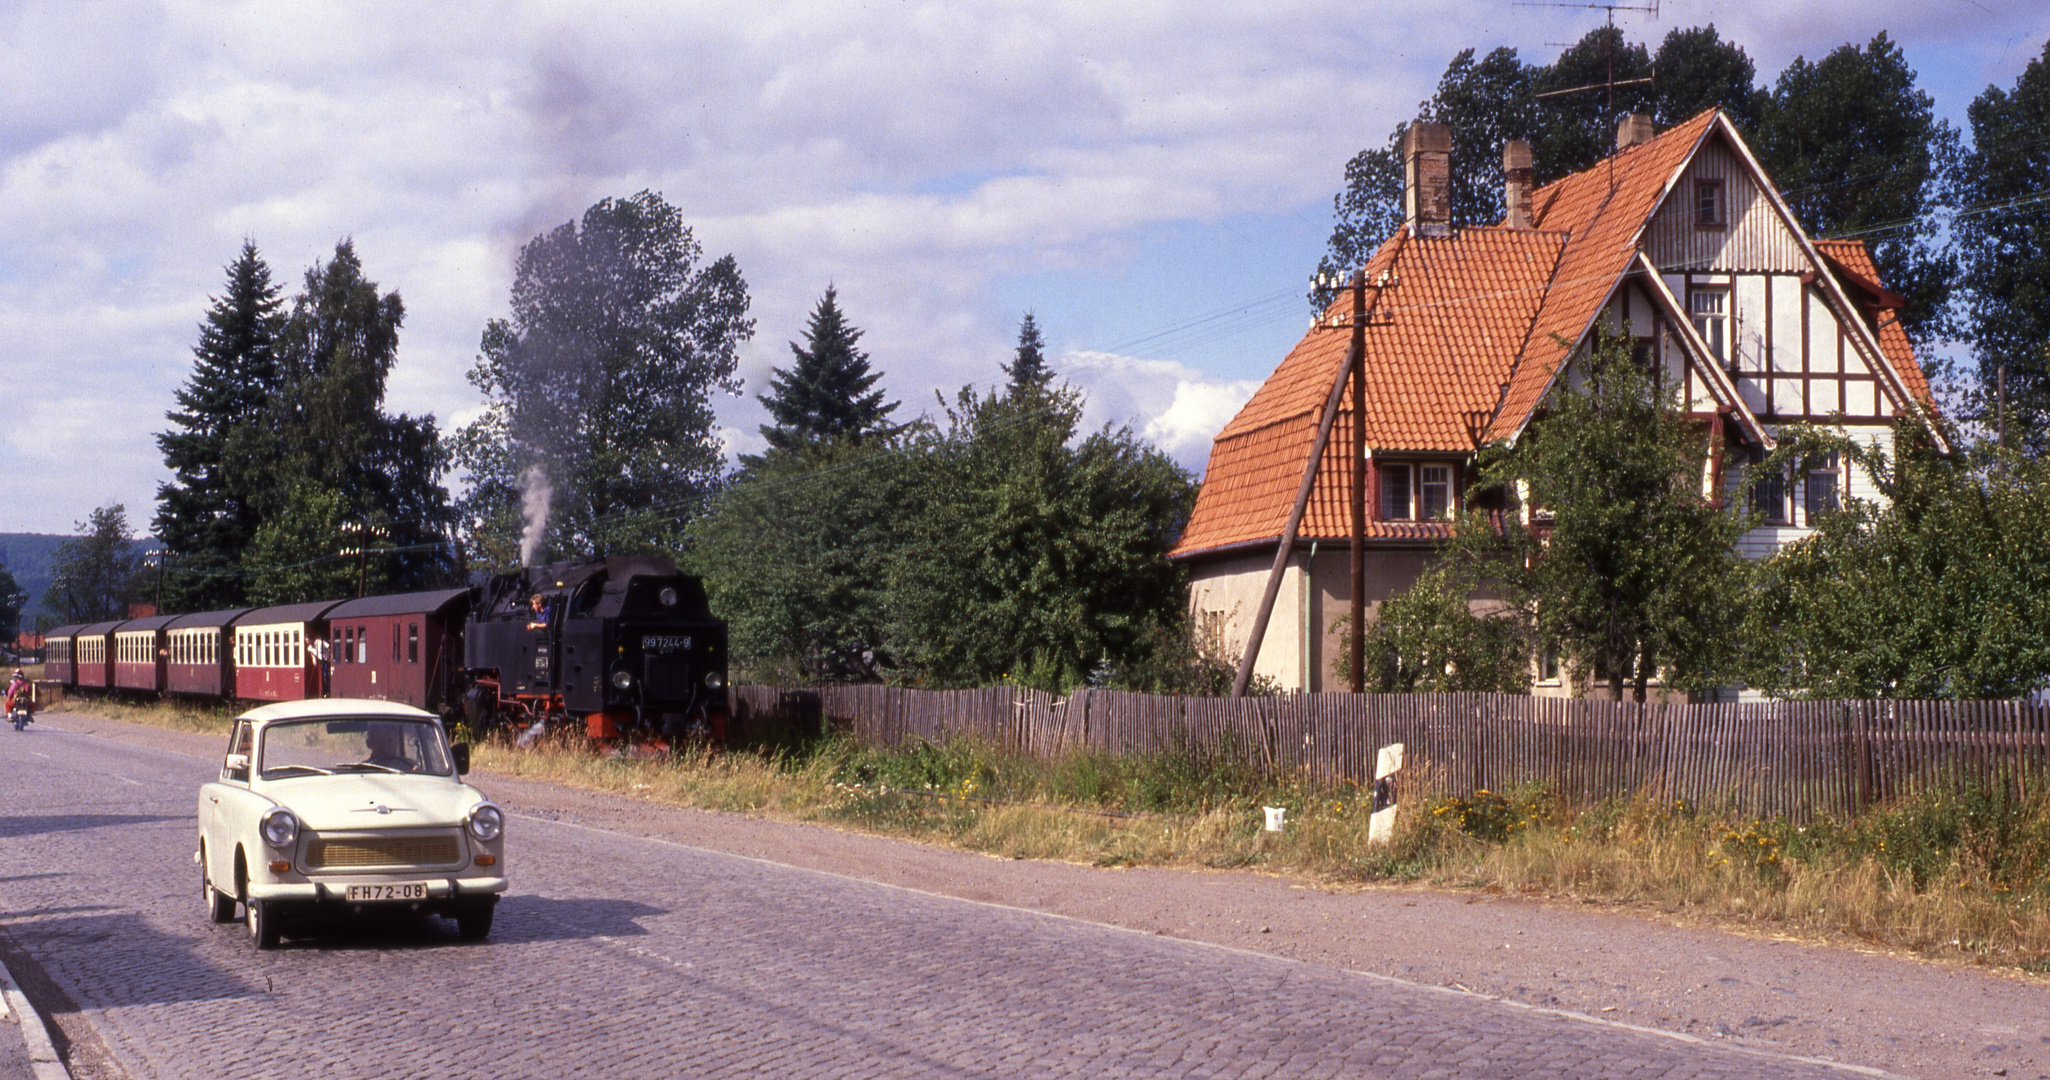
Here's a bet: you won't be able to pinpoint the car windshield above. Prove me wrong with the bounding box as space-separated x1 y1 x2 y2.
257 718 453 779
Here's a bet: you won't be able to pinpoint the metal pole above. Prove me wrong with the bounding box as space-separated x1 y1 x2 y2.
1232 272 1369 698
1349 274 1368 694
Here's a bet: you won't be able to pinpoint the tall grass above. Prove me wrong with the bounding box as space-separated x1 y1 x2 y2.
58 695 2050 970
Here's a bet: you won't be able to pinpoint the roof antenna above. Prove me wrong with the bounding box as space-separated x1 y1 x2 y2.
1517 0 1661 193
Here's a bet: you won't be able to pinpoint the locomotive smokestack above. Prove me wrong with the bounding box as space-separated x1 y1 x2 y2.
519 465 552 566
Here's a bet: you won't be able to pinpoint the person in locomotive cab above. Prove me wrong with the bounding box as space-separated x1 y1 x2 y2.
526 593 550 630
363 723 416 772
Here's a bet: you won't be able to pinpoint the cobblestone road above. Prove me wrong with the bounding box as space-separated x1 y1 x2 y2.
0 723 1882 1079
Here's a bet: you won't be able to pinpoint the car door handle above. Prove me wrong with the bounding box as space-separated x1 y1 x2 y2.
209 795 219 803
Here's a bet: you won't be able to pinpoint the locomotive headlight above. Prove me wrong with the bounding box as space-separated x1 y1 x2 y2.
704 671 724 691
467 804 504 842
260 808 299 848
611 669 634 690
658 586 678 607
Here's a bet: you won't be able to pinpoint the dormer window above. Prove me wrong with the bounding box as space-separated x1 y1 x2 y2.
1378 462 1455 521
1420 465 1452 520
1695 180 1724 228
1380 463 1412 520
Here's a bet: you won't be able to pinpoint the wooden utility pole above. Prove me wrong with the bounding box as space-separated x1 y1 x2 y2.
1232 270 1372 698
1348 275 1368 693
1999 364 2008 448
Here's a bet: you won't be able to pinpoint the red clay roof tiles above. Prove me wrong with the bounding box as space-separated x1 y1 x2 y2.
1172 109 1924 561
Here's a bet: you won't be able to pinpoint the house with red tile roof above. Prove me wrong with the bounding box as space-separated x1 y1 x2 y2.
1171 108 1937 695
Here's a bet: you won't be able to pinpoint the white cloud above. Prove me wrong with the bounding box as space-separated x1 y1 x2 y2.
0 0 2039 533
1060 350 1260 474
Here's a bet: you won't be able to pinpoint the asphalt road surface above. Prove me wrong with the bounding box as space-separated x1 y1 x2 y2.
1 719 1889 1079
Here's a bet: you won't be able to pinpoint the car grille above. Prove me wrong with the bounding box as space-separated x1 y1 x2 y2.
305 834 461 869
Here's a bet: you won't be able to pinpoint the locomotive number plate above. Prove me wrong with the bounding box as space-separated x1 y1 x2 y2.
345 882 427 901
642 634 692 652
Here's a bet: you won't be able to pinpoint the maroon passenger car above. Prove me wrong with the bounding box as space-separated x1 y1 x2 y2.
114 615 177 693
74 620 124 690
43 624 82 686
323 589 470 712
165 608 250 697
231 601 342 702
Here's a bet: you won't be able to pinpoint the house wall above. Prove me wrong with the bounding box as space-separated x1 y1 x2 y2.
1643 133 1903 427
1643 139 1808 274
1187 552 1309 690
1188 545 1446 692
1726 423 1898 560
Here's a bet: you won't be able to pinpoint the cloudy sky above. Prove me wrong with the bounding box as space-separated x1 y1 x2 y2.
1 0 2042 535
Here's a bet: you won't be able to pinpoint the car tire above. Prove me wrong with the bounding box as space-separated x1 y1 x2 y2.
247 898 280 950
456 901 495 942
203 863 236 924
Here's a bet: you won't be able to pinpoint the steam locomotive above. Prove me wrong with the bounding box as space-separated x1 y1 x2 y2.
461 557 730 742
41 556 730 744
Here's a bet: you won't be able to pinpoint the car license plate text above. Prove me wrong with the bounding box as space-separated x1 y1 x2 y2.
345 882 428 901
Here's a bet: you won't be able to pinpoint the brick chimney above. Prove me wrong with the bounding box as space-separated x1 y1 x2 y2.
1502 140 1534 228
1403 121 1453 238
1616 113 1655 151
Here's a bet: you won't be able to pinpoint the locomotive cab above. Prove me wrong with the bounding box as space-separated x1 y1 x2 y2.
463 556 729 742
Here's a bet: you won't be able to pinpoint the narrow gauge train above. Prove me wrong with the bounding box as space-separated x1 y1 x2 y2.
41 556 729 744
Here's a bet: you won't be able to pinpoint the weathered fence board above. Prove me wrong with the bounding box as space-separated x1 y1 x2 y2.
732 686 2050 821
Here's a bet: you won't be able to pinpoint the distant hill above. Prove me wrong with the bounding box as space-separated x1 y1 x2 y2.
0 533 162 629
0 533 72 626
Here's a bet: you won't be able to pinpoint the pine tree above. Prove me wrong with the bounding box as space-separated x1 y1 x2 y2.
239 242 456 592
1002 313 1052 395
757 287 896 450
153 241 284 611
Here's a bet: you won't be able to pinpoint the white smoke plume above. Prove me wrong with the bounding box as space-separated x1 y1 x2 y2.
519 465 552 566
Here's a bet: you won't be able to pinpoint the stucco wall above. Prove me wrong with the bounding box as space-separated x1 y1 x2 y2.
1187 545 1445 692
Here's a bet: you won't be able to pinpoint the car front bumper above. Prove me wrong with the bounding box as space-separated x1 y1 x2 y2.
247 876 508 903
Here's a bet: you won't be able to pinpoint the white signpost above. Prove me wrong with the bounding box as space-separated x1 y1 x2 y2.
1367 742 1404 845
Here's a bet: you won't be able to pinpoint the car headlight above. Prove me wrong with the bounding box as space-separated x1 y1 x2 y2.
703 671 724 691
260 808 299 848
468 804 504 842
611 669 633 690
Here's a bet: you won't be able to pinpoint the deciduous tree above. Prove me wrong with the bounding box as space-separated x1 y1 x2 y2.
456 191 753 565
1742 424 2050 699
1756 32 1958 342
235 241 455 592
43 505 146 624
1951 39 2050 452
887 380 1195 690
1465 327 1749 700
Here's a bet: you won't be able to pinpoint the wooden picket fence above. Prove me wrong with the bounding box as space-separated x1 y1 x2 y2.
733 685 2050 821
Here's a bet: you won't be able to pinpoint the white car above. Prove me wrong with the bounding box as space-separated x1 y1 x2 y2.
197 699 507 949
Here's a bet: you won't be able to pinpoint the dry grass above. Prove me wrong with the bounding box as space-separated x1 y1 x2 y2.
60 696 2050 972
59 694 238 737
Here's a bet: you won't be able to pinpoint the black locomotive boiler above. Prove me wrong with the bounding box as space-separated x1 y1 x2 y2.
461 556 729 743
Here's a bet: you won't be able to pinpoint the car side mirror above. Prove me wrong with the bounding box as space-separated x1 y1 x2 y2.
224 753 250 782
452 743 470 776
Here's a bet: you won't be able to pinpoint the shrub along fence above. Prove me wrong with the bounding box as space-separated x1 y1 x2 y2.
733 686 2050 822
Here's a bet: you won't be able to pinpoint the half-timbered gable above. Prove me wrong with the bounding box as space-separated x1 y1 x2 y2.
1174 108 1936 695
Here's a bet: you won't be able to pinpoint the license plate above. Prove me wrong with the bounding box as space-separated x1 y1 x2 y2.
344 882 428 901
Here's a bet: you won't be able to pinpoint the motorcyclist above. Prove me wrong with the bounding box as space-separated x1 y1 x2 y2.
6 670 31 730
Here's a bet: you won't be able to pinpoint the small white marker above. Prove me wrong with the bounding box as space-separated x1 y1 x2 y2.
1262 806 1287 832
